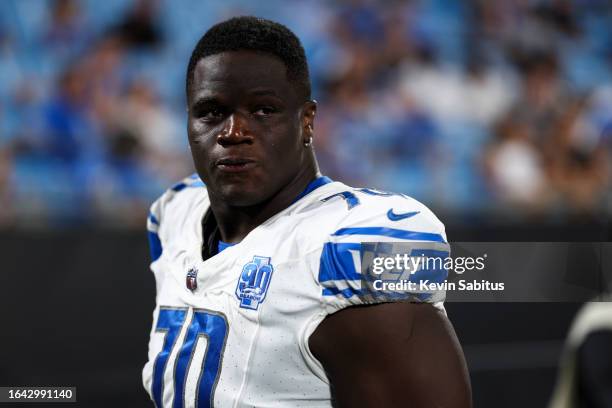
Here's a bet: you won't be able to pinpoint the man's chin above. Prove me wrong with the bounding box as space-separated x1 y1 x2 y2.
214 183 267 207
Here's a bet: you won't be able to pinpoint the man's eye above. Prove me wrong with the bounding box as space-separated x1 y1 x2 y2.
197 108 224 121
252 106 277 116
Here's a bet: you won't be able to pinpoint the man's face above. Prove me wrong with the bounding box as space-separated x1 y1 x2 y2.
187 51 313 207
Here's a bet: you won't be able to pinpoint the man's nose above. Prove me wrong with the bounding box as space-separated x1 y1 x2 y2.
217 113 253 145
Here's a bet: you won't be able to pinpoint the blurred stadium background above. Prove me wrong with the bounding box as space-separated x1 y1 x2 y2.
1 0 612 226
0 0 610 407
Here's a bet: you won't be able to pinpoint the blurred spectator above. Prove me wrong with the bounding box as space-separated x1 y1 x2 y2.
484 114 549 211
399 45 466 122
43 0 90 58
513 52 570 144
544 99 610 214
461 55 517 126
85 35 126 106
110 0 164 49
103 80 188 181
40 65 96 163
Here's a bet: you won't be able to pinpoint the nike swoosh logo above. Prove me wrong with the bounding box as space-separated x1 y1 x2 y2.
387 209 420 221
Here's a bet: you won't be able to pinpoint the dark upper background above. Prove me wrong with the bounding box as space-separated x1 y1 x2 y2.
0 1 610 407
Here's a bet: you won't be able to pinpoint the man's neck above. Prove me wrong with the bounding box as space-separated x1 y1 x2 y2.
208 167 319 243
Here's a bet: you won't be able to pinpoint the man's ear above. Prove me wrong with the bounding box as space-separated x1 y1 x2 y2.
301 100 317 142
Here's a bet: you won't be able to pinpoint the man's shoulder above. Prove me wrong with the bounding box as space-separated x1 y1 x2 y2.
296 181 446 239
147 173 208 232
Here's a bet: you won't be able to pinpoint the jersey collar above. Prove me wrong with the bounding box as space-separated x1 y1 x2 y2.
292 176 333 204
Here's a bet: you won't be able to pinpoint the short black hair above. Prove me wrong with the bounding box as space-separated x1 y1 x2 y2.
186 16 311 101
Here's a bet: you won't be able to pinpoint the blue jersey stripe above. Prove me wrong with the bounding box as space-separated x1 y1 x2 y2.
332 227 445 243
148 231 162 262
217 240 235 253
319 243 362 283
148 213 160 226
171 182 187 192
407 249 449 283
322 287 438 301
322 286 364 299
171 175 205 192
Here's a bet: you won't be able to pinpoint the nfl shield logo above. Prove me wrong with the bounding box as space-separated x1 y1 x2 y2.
186 267 198 291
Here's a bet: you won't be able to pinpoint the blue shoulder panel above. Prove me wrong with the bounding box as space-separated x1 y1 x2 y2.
319 243 362 283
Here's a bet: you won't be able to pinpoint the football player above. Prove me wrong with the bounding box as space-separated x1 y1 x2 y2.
143 16 471 407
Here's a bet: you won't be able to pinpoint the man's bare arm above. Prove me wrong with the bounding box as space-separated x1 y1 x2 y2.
309 302 472 408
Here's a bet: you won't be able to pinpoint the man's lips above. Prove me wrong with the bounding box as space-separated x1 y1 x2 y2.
215 157 257 173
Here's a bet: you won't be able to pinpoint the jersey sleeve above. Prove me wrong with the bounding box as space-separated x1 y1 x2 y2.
316 193 450 314
146 173 205 264
145 187 175 299
147 197 164 263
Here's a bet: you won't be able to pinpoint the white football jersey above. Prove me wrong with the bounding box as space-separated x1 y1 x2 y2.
143 174 449 408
